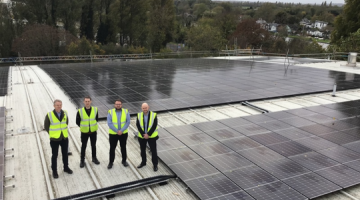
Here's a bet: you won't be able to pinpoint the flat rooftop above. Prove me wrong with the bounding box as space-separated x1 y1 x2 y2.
1 57 360 200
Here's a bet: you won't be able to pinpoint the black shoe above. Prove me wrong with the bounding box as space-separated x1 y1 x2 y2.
154 166 158 172
64 167 73 174
68 152 72 156
92 157 100 165
53 171 59 179
80 160 85 168
122 161 129 167
107 163 113 169
137 163 146 168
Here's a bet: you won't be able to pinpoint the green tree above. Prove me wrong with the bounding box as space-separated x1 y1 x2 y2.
0 5 16 57
332 0 360 44
12 24 77 56
274 11 288 24
186 19 225 50
67 37 105 55
147 0 176 52
80 0 95 40
254 3 275 22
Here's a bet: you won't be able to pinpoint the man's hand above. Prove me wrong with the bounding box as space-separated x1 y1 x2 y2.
144 134 149 139
117 130 123 135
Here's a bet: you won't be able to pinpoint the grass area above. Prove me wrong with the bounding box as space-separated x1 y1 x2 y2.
288 35 330 43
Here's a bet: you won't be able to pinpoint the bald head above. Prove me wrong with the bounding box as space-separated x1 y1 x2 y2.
142 103 149 114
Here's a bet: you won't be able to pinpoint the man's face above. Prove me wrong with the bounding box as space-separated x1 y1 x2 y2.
84 98 92 108
54 102 62 112
142 104 149 114
115 101 122 110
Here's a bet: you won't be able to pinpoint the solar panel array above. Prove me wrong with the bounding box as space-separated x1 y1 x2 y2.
0 107 5 200
0 67 9 96
39 59 360 118
158 100 360 200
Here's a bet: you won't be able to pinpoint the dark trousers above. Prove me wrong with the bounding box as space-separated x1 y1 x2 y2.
50 139 69 172
138 137 158 167
109 133 128 164
81 132 97 160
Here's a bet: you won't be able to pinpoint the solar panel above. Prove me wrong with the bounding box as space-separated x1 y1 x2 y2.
169 159 219 181
157 147 201 165
222 136 262 151
318 146 360 163
282 173 341 199
248 132 290 146
184 173 243 200
294 136 337 151
190 142 233 158
224 165 278 190
267 141 312 157
245 181 307 200
205 128 243 141
315 165 360 188
39 59 360 118
206 152 253 172
289 152 340 171
238 146 285 165
258 158 310 179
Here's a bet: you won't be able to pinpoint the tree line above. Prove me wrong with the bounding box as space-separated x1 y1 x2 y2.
0 0 358 58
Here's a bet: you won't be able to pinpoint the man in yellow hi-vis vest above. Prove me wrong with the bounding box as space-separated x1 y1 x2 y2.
44 99 73 179
107 99 130 169
76 96 100 168
136 103 159 172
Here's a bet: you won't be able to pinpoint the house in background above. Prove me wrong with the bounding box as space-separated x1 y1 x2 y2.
314 20 328 29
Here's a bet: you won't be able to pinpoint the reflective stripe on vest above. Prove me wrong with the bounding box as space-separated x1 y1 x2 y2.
48 110 68 139
108 108 128 135
137 111 158 138
79 107 98 133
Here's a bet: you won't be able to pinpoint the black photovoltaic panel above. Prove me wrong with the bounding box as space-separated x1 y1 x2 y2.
205 128 243 141
267 141 312 157
245 181 307 200
176 133 216 146
318 132 360 145
169 159 219 181
153 100 360 200
258 158 310 180
248 132 290 146
222 136 262 151
0 67 9 96
208 191 255 200
231 124 270 136
157 147 201 165
315 165 360 188
299 124 337 136
280 117 316 127
39 59 360 118
165 124 202 136
255 120 293 131
294 136 337 151
289 152 340 171
206 152 253 172
190 142 233 158
318 146 360 163
157 137 186 152
224 165 278 190
238 146 285 165
274 128 313 140
283 173 341 199
184 173 243 200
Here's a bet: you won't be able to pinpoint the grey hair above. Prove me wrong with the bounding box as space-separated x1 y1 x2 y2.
53 99 62 105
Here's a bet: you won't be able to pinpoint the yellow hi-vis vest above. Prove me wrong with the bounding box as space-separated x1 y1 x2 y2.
79 107 98 133
108 108 128 135
47 110 69 139
137 111 158 138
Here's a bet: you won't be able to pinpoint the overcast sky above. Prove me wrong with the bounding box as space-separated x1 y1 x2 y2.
217 0 345 4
